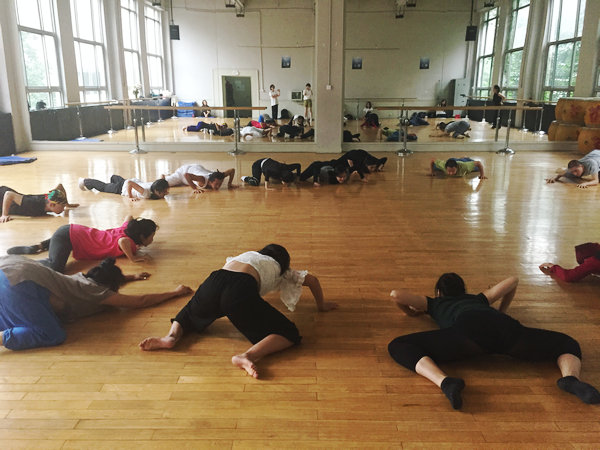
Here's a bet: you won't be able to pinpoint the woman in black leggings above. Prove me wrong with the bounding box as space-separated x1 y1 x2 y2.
139 244 338 378
388 273 600 410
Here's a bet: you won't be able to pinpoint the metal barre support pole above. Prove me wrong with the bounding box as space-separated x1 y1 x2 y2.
107 107 115 135
396 112 413 157
76 106 85 140
536 107 545 135
496 110 514 155
229 110 244 156
129 117 147 154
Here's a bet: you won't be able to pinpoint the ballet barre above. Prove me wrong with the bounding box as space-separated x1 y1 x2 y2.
66 100 119 139
105 105 266 155
377 105 543 156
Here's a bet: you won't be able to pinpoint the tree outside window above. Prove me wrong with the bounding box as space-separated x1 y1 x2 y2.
474 7 498 99
502 0 530 100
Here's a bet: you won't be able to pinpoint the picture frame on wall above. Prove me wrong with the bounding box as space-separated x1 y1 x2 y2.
420 57 430 70
281 56 291 68
352 57 362 70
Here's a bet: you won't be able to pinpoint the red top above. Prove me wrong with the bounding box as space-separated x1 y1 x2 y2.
549 256 600 282
69 221 136 260
250 120 266 129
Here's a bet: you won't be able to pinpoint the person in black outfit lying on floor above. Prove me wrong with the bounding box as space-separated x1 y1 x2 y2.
241 158 301 189
388 273 600 410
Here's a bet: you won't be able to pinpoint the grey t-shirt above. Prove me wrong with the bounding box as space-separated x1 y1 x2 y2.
564 149 600 180
0 256 115 322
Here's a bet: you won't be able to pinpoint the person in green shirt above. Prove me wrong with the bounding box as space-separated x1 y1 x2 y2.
429 157 486 178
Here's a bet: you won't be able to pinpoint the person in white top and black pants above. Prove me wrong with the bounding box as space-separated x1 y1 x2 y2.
269 84 280 121
139 244 338 378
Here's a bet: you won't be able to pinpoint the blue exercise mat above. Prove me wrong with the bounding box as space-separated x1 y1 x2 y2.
0 156 37 166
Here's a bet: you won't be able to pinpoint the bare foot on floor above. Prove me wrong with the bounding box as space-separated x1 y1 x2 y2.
139 336 177 351
232 354 258 378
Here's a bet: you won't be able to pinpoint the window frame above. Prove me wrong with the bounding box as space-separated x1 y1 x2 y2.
474 7 499 100
121 0 142 99
542 0 586 102
16 0 64 110
71 0 109 103
501 0 530 100
144 3 164 94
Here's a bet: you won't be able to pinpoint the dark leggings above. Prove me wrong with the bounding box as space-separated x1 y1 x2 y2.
277 124 302 138
174 270 302 345
341 150 385 169
388 310 581 371
39 224 72 273
83 175 125 194
300 160 336 182
271 104 278 120
186 122 217 132
251 159 301 183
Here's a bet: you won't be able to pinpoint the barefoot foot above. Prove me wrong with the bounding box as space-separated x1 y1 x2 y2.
139 336 177 351
232 354 258 378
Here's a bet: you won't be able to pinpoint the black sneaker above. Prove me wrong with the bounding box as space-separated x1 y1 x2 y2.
242 176 259 186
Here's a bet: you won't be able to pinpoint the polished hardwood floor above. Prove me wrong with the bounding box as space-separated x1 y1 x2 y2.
0 149 599 448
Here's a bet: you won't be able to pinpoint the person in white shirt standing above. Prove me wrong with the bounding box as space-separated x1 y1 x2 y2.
303 83 313 125
269 84 280 121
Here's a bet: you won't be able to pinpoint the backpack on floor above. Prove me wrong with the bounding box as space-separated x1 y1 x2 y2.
280 109 290 119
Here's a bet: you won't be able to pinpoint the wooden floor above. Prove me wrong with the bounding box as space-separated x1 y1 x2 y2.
1 149 599 448
91 116 549 145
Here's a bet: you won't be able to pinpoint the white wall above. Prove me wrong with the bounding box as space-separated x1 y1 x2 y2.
343 0 472 118
170 0 314 118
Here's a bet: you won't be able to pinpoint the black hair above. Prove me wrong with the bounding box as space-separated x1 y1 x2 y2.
270 84 275 89
434 273 466 297
281 170 295 184
84 258 125 292
306 83 311 87
125 218 158 245
437 122 447 131
445 159 458 169
567 159 583 169
334 164 349 177
208 171 226 182
150 179 169 199
258 244 290 275
493 84 500 92
365 101 372 108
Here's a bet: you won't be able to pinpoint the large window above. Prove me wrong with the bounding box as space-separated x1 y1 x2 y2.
542 0 586 102
145 4 164 94
71 0 108 103
121 0 142 98
502 0 530 100
474 7 499 99
16 0 63 110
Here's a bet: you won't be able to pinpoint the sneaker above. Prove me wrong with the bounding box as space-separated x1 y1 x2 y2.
241 176 259 186
78 178 88 191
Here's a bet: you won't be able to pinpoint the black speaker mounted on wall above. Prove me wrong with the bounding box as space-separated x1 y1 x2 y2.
169 24 180 40
465 25 477 41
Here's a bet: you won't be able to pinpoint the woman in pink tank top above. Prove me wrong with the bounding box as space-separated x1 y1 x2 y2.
7 216 157 273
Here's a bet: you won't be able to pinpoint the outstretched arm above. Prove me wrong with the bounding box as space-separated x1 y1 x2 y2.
546 172 566 183
429 159 437 177
1 191 23 222
184 173 207 193
390 290 428 316
101 285 193 308
126 181 145 201
482 276 518 313
577 171 599 189
303 273 338 311
474 161 487 179
540 257 600 282
118 237 148 263
223 168 236 188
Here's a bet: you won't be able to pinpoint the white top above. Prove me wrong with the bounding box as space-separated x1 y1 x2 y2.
164 164 212 187
121 178 152 199
241 126 263 137
225 251 307 311
363 107 373 116
303 88 312 100
269 90 279 106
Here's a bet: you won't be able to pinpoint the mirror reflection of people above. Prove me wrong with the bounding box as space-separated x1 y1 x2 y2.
200 100 211 118
269 84 280 120
303 83 313 125
388 273 600 410
430 120 471 139
490 85 505 129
